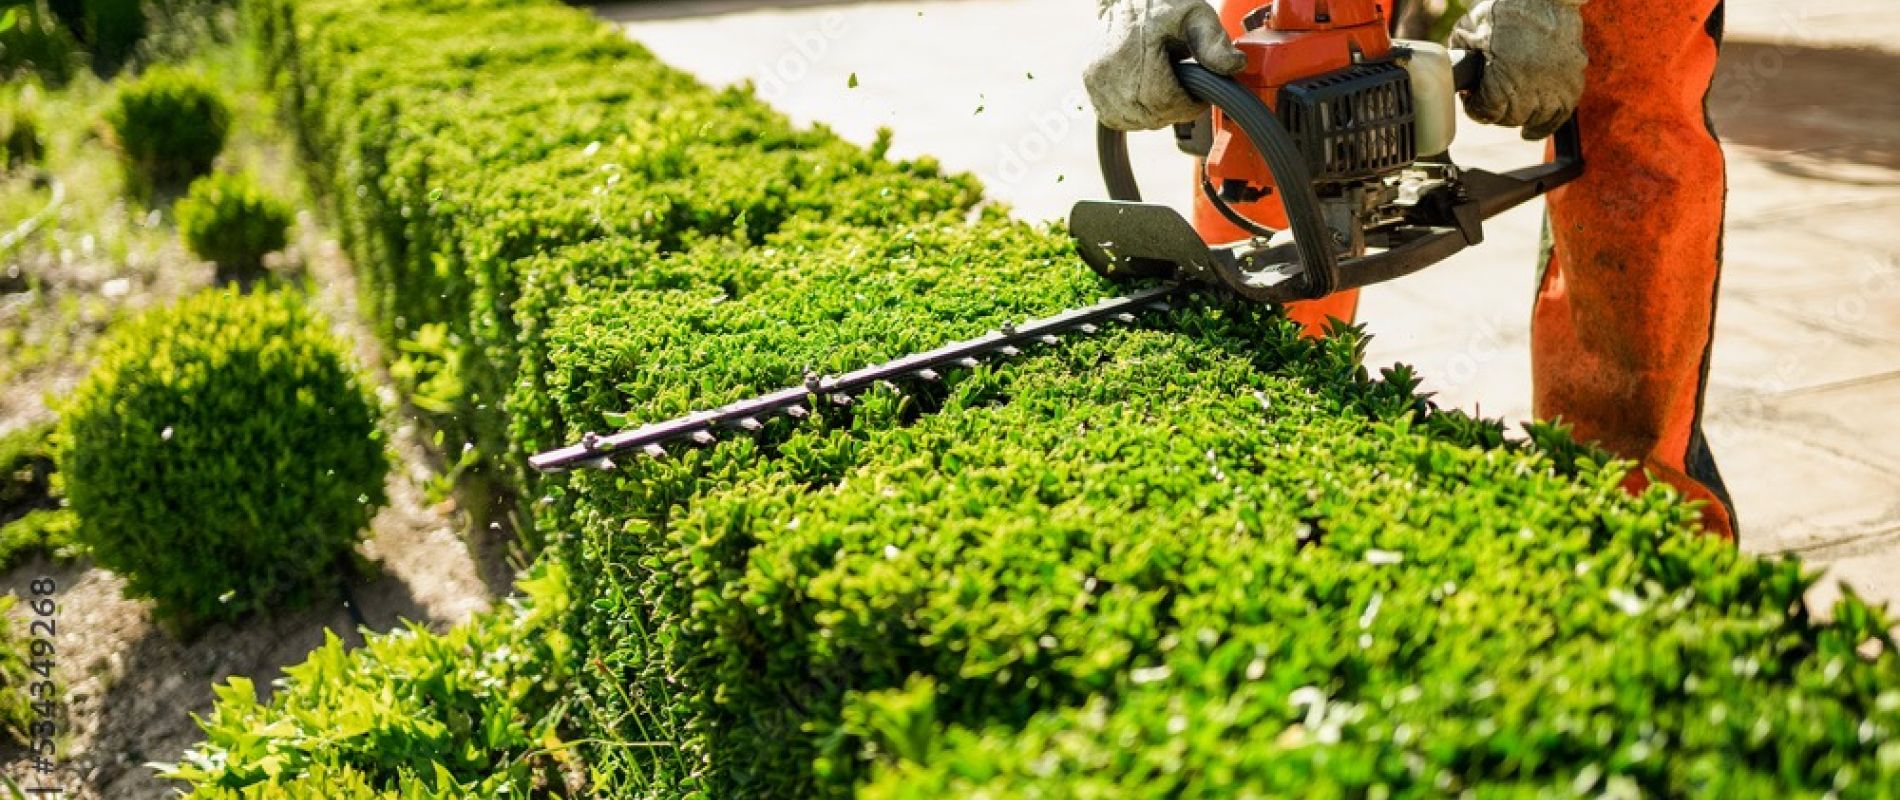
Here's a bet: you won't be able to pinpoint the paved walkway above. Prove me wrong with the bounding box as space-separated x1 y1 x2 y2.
601 0 1900 610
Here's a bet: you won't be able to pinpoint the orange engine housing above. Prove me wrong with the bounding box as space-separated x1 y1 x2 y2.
1206 0 1395 230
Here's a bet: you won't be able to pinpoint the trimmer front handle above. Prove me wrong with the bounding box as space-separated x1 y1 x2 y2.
1071 50 1583 305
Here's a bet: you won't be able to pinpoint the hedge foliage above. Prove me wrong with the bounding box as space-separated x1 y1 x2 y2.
57 288 388 624
0 421 76 569
241 0 1900 796
160 562 575 797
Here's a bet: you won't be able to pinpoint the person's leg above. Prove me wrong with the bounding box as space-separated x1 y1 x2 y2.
1195 0 1361 337
1535 0 1735 538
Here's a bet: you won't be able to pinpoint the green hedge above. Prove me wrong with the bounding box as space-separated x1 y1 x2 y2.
240 0 1900 796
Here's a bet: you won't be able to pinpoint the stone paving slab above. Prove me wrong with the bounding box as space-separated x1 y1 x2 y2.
603 0 1900 610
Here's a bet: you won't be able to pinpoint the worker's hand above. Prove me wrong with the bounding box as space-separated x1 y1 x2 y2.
1450 0 1587 140
1084 0 1247 131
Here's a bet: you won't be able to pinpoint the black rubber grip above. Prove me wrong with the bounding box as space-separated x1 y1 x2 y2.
1095 62 1340 299
1097 124 1140 203
1451 49 1485 93
1173 62 1338 298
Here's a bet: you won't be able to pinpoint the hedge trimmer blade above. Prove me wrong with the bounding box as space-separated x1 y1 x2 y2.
529 283 1187 473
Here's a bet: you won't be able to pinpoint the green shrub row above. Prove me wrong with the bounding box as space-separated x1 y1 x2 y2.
245 0 975 479
242 0 1900 796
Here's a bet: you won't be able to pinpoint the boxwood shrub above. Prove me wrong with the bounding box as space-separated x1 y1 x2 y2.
57 288 388 624
234 0 1900 796
176 171 294 284
105 66 229 192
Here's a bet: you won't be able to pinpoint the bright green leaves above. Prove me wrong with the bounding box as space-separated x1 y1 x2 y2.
237 0 1900 797
160 561 577 798
175 172 295 285
56 289 388 625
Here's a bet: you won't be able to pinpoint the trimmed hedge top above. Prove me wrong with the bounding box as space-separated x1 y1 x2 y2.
239 0 1900 797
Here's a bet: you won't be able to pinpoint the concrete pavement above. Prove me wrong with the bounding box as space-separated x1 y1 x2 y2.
600 0 1900 610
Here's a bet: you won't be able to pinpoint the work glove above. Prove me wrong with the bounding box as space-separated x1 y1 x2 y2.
1084 0 1248 131
1450 0 1587 140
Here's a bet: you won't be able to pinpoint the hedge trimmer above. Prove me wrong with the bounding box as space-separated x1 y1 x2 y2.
529 0 1581 473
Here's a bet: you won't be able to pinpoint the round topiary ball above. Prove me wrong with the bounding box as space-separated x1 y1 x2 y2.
105 67 228 192
57 289 389 624
176 172 293 285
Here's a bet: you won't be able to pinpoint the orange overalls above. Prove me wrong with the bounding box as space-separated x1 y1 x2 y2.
1195 0 1738 539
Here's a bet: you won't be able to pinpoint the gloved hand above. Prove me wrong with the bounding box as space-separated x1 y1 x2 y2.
1084 0 1248 131
1450 0 1587 140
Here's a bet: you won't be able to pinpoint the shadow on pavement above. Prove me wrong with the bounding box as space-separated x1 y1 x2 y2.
1712 40 1900 175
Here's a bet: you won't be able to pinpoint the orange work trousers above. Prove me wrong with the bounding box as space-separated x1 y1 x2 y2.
1196 0 1737 539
